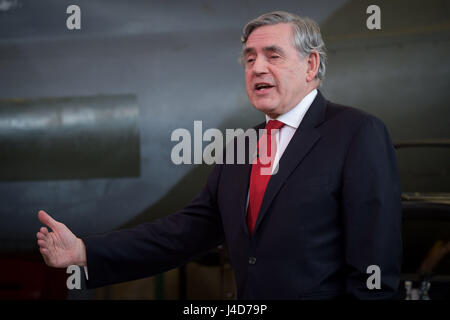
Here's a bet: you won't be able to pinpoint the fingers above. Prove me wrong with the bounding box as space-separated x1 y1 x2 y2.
38 210 58 229
37 229 53 266
36 227 52 249
37 239 47 248
40 247 48 257
36 229 50 247
38 237 54 267
36 232 46 240
39 247 50 265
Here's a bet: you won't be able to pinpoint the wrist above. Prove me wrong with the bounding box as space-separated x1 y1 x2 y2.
76 238 87 266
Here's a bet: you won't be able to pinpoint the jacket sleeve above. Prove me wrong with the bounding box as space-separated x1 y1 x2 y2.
82 163 225 289
341 115 402 299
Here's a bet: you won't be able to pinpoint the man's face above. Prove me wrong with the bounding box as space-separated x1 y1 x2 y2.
244 23 309 118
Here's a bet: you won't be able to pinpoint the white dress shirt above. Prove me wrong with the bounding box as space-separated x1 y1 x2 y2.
246 89 317 209
265 88 317 174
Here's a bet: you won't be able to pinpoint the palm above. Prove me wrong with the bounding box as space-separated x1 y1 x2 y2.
37 210 83 268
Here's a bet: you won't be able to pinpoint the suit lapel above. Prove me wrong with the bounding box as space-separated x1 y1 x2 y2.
252 91 328 236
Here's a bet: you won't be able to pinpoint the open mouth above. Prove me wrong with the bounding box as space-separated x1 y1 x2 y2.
254 83 275 93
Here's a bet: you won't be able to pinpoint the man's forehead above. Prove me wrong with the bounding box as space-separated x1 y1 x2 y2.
245 23 293 50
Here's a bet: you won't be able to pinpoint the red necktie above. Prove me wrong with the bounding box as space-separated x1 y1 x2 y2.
247 120 285 236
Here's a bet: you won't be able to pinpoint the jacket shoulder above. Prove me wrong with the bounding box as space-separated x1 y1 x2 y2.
324 100 387 131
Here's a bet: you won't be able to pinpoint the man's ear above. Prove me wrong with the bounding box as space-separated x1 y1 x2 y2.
306 51 320 82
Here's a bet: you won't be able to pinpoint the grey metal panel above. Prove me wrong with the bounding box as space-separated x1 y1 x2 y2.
0 94 140 181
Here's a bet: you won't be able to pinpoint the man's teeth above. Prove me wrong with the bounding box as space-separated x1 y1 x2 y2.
256 84 273 90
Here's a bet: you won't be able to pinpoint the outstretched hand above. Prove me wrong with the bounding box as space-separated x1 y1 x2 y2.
36 210 86 268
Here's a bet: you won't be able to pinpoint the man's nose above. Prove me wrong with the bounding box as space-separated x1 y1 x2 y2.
252 56 269 75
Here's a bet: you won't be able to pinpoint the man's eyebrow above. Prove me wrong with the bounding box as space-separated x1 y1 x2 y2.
263 45 285 55
243 45 286 56
243 47 255 56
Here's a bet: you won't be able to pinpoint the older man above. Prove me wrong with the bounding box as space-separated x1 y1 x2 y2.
37 11 402 299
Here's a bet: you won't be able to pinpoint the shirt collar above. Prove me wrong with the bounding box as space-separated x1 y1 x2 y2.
265 89 317 129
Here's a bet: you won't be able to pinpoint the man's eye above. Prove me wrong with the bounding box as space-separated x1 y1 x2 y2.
270 55 280 59
246 58 255 63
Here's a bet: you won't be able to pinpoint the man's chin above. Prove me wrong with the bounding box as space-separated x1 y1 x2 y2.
252 104 277 116
250 98 275 111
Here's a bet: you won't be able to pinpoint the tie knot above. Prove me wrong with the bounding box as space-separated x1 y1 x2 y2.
265 120 285 135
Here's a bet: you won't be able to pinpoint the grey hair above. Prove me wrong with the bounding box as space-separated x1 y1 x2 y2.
240 11 327 81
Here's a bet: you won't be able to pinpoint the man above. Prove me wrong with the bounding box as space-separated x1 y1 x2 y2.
36 11 402 299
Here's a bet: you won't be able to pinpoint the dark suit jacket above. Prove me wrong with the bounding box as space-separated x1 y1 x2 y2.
83 91 402 299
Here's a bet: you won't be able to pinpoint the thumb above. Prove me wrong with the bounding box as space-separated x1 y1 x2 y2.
38 210 59 230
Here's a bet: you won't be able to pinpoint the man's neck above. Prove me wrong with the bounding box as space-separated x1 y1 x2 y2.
267 85 318 119
265 89 318 128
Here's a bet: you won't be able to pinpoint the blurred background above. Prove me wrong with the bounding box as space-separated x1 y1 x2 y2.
0 0 449 300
